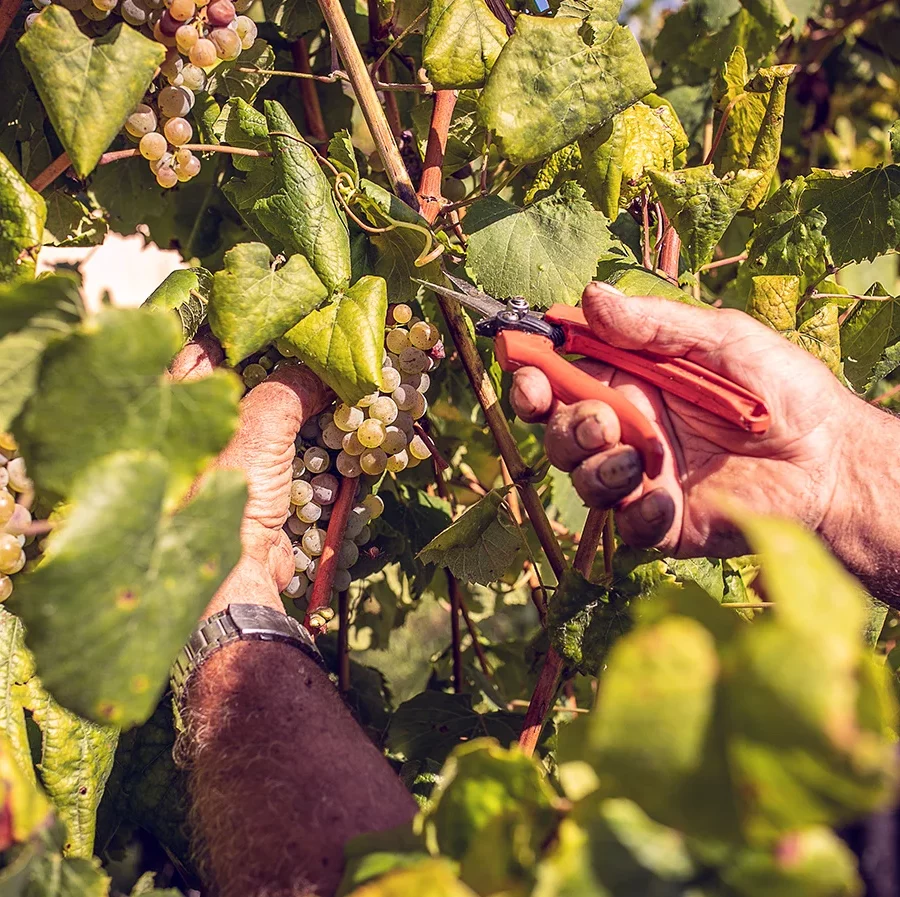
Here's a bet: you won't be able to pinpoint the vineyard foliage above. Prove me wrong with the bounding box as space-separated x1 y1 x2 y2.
1 0 900 894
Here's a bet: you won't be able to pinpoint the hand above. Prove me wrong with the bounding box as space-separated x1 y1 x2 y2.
510 282 868 558
171 333 329 614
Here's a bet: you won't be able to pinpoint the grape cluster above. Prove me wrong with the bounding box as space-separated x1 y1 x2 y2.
237 304 443 626
26 0 259 188
0 435 35 603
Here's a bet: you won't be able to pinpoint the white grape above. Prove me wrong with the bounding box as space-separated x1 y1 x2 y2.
409 321 441 350
234 14 257 47
303 447 330 474
283 574 308 598
361 494 384 519
381 367 401 392
344 510 366 541
318 412 334 430
149 151 174 174
158 85 193 118
293 544 311 572
286 515 309 536
354 525 371 546
342 431 364 455
336 451 362 477
385 328 409 354
360 448 387 476
357 418 385 449
0 490 14 527
321 423 345 450
394 411 415 435
164 116 192 146
242 362 267 388
0 574 11 602
174 151 201 181
301 527 327 557
386 450 408 473
156 167 179 189
0 534 20 572
299 418 320 440
125 103 157 138
210 26 242 60
291 457 306 478
319 505 332 523
392 384 418 412
399 347 428 374
409 390 427 420
6 459 29 493
356 392 378 408
409 434 432 460
290 479 314 506
297 501 322 524
305 558 319 581
368 396 398 425
180 62 206 90
391 304 412 324
333 403 364 432
337 540 359 569
311 473 339 506
139 132 167 161
189 38 217 67
4 504 31 536
334 569 352 592
381 426 407 455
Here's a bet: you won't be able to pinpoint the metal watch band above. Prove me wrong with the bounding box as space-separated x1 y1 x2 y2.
171 604 326 707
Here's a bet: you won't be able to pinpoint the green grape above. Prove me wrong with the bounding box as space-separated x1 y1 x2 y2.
0 574 11 602
357 418 385 448
301 527 327 557
368 396 398 425
336 451 362 477
409 321 440 350
360 448 387 476
409 434 432 460
160 49 184 84
290 479 314 506
0 490 14 527
409 390 427 420
6 458 29 493
334 569 352 592
321 423 345 450
189 37 217 67
0 534 20 572
386 450 408 473
337 540 359 569
139 132 167 161
174 150 201 181
210 26 242 60
156 166 178 189
180 61 206 89
344 507 368 540
297 501 322 524
391 303 412 324
342 431 365 455
125 103 157 138
164 116 192 145
354 525 371 546
385 328 410 354
158 85 193 117
83 1 111 17
381 425 407 455
291 456 306 478
242 362 267 388
399 347 428 374
392 384 418 412
356 392 379 408
234 14 257 48
303 447 330 474
333 403 364 432
311 473 339 505
381 366 401 392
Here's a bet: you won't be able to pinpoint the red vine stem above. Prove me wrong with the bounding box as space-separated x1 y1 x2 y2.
418 90 458 225
292 38 329 145
657 206 681 281
703 97 738 166
700 251 747 272
518 649 563 756
573 508 606 577
304 474 357 633
0 0 19 47
485 0 515 34
459 594 492 676
448 571 464 693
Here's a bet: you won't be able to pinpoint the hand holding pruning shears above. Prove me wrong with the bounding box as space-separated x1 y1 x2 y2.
420 277 860 559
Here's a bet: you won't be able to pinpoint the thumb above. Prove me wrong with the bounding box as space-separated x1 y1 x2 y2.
581 282 751 365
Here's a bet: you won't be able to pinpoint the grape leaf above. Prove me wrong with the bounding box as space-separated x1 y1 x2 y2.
840 283 900 391
479 12 654 165
204 40 275 104
16 307 241 502
463 183 619 309
209 242 328 365
579 97 688 218
17 8 164 177
8 453 246 727
800 165 900 267
0 149 46 284
0 828 111 895
224 101 351 292
0 732 53 851
417 488 520 584
262 0 323 39
648 165 764 271
346 859 478 897
595 259 704 305
142 267 212 342
43 190 107 249
423 0 508 90
386 692 524 764
713 47 795 209
547 466 588 534
524 143 583 205
546 569 631 676
0 607 38 785
328 130 359 183
891 121 900 163
283 275 387 404
23 679 118 858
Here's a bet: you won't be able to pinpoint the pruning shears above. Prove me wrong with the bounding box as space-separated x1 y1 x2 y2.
416 275 770 480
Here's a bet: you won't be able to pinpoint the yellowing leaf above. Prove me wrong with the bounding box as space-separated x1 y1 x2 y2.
0 149 45 284
0 731 53 849
209 242 328 365
283 274 387 404
17 8 164 177
479 13 654 165
417 488 520 584
648 165 764 272
423 0 508 90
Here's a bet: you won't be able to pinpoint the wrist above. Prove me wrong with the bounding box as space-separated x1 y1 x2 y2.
204 555 283 619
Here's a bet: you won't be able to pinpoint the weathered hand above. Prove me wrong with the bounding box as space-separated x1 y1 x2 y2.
171 334 329 613
510 282 865 558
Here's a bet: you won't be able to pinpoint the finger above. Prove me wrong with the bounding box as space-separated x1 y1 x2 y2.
510 367 554 423
615 488 676 549
570 445 643 508
241 363 331 436
545 400 622 472
169 328 224 382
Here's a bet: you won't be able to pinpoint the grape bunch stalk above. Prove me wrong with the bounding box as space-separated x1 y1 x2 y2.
238 304 443 626
0 434 36 603
26 0 260 188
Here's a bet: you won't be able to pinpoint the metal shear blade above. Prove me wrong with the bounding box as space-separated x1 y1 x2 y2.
413 275 506 320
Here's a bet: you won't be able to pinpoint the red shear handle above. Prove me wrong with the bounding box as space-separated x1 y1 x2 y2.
495 330 666 479
544 305 770 434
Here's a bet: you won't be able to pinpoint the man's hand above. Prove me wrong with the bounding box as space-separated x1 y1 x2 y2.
510 283 877 563
171 334 329 615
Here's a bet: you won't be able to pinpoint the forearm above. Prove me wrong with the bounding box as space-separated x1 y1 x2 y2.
821 400 900 608
184 632 416 897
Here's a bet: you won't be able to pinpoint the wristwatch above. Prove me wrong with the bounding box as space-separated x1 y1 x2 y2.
170 604 326 710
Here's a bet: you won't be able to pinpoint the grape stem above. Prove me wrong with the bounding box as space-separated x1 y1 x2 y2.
573 509 607 581
304 474 358 634
0 0 19 48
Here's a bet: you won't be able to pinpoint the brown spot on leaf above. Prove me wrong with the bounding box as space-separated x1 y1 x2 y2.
115 589 139 611
200 558 219 578
131 674 150 694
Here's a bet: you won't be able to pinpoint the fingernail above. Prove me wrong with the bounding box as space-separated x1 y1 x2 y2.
597 452 640 490
586 282 625 299
639 492 666 524
575 414 607 450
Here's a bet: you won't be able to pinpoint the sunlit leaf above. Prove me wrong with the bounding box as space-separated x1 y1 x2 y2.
0 149 45 284
142 267 212 343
